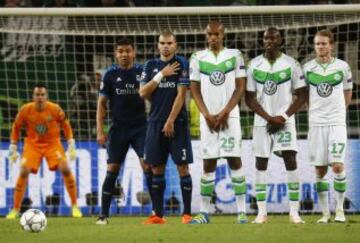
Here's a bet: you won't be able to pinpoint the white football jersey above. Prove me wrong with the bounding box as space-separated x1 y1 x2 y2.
246 53 306 126
190 48 246 120
303 58 353 126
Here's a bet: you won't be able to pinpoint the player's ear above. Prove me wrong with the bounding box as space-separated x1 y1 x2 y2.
330 42 335 51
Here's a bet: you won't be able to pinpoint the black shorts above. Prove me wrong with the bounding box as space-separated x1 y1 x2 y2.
144 121 193 165
107 121 146 164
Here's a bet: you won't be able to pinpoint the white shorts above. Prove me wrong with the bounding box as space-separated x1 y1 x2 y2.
252 124 297 158
200 117 242 159
308 125 347 166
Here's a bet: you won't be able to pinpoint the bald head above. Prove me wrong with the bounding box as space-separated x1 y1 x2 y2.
206 21 225 52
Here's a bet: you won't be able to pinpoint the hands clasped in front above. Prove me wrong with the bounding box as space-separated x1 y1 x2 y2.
204 110 230 133
266 116 286 134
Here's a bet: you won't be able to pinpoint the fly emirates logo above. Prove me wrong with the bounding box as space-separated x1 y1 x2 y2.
158 80 176 88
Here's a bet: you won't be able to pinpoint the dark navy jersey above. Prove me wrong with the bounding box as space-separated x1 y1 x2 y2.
99 63 146 124
140 55 189 122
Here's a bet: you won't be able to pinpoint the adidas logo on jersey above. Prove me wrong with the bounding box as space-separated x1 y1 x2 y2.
116 77 122 82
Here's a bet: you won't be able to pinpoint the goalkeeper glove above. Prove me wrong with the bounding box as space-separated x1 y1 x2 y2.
8 143 19 164
67 139 77 162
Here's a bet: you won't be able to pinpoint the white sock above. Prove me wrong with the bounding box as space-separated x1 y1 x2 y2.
334 171 346 211
316 177 330 216
231 168 246 214
200 172 215 214
287 170 300 216
255 170 267 216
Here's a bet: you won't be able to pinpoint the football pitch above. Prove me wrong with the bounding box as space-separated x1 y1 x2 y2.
1 215 360 243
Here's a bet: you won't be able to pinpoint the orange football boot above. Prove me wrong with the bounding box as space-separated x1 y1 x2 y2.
142 215 166 225
182 214 192 224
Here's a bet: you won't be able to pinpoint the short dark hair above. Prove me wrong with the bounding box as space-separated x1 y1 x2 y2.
265 27 282 37
34 82 47 89
115 37 135 49
315 29 334 44
159 30 177 42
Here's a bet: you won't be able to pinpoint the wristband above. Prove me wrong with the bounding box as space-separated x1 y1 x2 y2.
281 113 289 121
153 72 164 84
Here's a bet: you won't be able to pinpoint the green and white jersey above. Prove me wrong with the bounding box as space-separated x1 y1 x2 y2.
303 58 353 126
190 48 246 120
246 53 306 126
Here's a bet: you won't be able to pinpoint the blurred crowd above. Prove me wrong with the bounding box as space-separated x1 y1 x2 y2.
2 0 359 8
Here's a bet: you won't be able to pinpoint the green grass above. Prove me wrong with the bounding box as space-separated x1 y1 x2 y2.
1 215 360 243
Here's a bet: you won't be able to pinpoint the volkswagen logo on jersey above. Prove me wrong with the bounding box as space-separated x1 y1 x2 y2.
263 80 277 95
317 83 333 97
209 71 225 86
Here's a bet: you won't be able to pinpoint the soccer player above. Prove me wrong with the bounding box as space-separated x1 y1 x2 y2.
245 27 307 224
139 31 193 225
189 21 248 224
96 38 153 225
303 29 352 223
6 83 82 219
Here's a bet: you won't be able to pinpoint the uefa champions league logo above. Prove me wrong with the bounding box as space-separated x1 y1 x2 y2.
210 71 225 86
317 83 333 97
263 80 277 95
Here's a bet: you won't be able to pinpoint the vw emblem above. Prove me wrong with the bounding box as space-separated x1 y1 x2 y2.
263 80 277 95
210 71 225 86
317 83 333 97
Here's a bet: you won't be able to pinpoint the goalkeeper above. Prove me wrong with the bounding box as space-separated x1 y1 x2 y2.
6 83 82 219
245 27 307 224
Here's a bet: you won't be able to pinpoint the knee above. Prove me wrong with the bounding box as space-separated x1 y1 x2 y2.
332 163 344 174
256 158 268 171
203 159 217 173
177 165 189 177
227 157 241 170
283 152 297 171
316 167 327 179
140 160 151 173
19 167 30 179
152 164 165 175
60 166 71 176
107 163 121 173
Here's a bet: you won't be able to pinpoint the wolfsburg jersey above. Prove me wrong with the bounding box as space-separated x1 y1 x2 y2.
303 58 353 126
247 53 306 126
189 48 246 120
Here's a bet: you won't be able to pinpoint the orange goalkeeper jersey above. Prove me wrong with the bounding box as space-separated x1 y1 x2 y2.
11 101 73 146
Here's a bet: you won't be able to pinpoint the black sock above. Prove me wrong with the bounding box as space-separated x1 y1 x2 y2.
180 174 192 215
101 171 118 217
144 171 153 209
152 174 166 217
